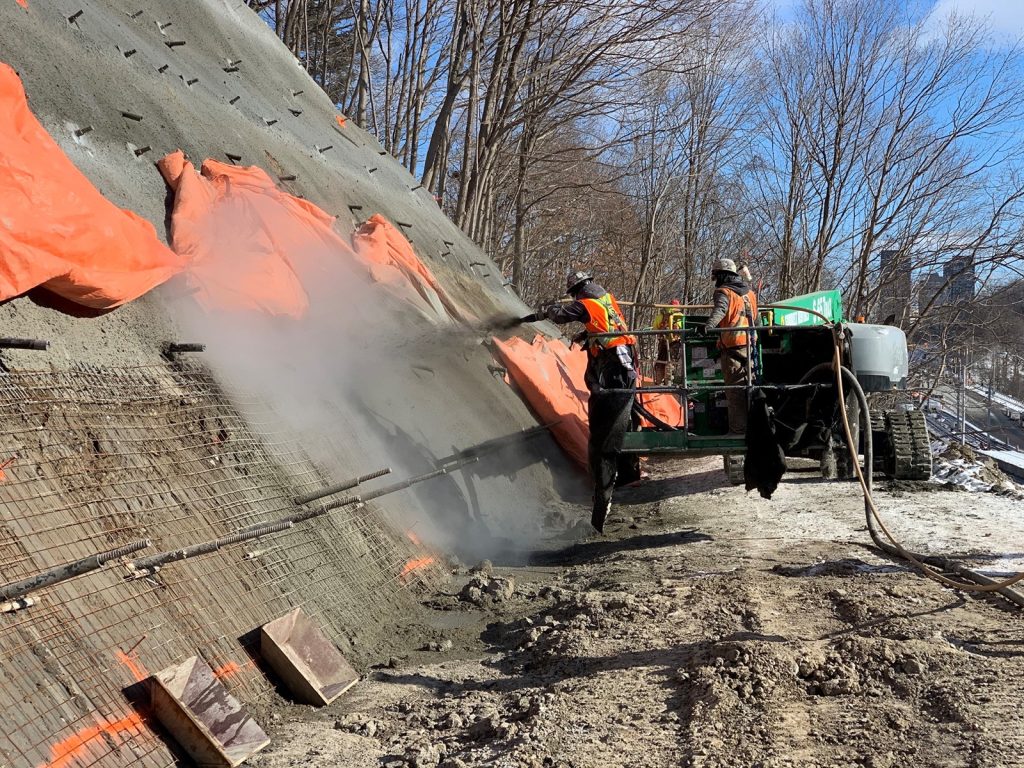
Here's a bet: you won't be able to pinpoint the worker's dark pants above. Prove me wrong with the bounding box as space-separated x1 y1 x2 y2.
654 339 681 384
586 349 637 532
722 347 749 434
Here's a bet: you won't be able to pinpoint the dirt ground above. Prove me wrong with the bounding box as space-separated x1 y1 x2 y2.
248 457 1024 768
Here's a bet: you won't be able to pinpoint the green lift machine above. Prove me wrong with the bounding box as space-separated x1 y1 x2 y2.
613 290 932 484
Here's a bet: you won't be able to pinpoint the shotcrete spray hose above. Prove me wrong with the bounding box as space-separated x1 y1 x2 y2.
829 325 1024 598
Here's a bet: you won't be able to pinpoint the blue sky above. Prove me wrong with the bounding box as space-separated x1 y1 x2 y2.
766 0 1024 43
928 0 1024 40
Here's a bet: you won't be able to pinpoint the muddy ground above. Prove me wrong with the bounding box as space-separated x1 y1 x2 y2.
249 457 1024 768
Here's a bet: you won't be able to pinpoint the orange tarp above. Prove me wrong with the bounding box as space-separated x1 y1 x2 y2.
158 151 347 317
493 335 685 467
159 152 467 322
639 382 685 428
493 335 590 467
352 215 474 323
0 63 184 308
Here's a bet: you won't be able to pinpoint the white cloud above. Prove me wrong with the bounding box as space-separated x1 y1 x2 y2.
927 0 1024 43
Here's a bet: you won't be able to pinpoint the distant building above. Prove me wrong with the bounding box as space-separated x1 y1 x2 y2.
877 249 912 324
917 272 947 312
944 253 975 304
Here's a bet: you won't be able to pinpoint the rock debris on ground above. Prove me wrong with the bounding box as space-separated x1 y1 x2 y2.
249 457 1024 768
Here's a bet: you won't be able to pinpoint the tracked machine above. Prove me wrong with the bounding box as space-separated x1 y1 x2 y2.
609 290 932 484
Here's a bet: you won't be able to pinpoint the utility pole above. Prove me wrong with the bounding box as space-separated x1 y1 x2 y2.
988 352 995 427
960 351 968 445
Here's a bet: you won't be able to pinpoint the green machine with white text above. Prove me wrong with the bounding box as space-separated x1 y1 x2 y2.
612 290 930 484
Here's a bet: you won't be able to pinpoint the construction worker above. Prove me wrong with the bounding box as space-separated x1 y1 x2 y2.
524 270 639 533
653 298 684 384
703 258 757 435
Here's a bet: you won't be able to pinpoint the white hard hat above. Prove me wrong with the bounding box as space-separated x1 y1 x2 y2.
712 258 738 275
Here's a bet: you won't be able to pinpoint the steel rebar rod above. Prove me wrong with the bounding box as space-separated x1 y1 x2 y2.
240 457 482 533
293 466 392 505
0 338 49 351
435 423 557 466
321 456 479 512
162 342 206 355
0 539 151 601
129 520 293 574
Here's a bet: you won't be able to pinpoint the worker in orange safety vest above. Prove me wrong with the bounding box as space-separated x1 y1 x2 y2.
702 258 758 435
653 298 684 384
523 270 640 533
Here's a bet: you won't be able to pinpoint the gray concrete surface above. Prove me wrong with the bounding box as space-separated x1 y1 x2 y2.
0 3 579 765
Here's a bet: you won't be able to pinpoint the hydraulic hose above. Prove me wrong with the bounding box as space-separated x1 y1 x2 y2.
632 399 682 432
830 325 1024 597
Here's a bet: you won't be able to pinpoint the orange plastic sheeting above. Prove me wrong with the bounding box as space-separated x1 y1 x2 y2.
158 151 357 317
639 383 685 428
493 335 590 468
352 214 474 323
494 336 686 465
0 64 184 308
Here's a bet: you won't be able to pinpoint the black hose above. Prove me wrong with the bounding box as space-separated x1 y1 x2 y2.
631 399 682 432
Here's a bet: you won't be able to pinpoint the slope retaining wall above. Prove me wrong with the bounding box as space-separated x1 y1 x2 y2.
0 2 572 765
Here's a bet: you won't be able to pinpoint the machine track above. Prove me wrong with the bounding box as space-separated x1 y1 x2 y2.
883 410 932 481
869 408 888 476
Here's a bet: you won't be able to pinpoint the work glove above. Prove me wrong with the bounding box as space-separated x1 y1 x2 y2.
544 304 562 321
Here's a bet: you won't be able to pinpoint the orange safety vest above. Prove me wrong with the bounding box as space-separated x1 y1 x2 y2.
580 293 636 356
653 307 684 343
716 288 758 350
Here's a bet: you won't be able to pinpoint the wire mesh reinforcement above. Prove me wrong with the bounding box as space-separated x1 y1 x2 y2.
0 363 443 768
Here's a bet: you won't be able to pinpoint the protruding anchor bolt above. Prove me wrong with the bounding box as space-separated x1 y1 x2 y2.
157 64 169 73
292 89 304 96
128 10 143 19
121 111 143 122
316 145 333 154
229 95 240 104
162 342 206 358
0 338 49 351
67 9 83 24
264 118 278 126
73 125 93 137
185 77 198 86
397 221 412 229
368 167 378 174
157 20 171 33
122 48 137 58
348 204 364 212
165 40 186 49
0 597 35 614
289 108 302 116
134 145 152 157
223 66 239 73
226 152 242 163
411 184 422 191
278 174 297 182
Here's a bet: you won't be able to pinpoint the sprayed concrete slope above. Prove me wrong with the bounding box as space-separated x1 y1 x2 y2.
0 2 579 766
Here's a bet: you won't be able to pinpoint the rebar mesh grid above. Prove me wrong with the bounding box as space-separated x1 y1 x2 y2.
0 363 445 768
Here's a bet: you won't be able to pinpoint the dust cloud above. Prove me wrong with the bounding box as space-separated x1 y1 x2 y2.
157 220 579 562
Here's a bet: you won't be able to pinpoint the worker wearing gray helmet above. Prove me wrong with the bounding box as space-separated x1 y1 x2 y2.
524 270 640 533
703 258 758 434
